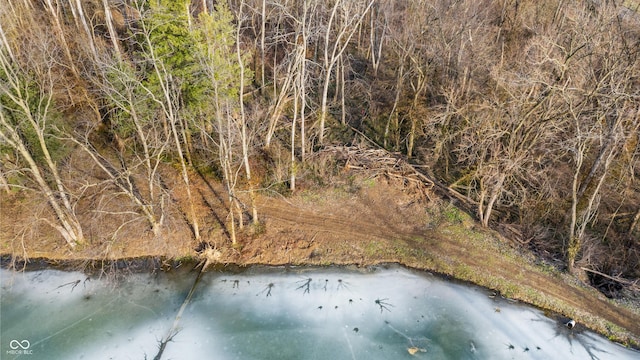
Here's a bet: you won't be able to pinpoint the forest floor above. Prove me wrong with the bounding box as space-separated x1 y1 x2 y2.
1 163 639 348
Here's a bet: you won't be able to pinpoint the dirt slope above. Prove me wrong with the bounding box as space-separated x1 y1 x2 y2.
1 169 639 346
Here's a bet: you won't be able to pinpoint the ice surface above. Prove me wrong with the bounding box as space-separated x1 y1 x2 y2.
1 266 638 360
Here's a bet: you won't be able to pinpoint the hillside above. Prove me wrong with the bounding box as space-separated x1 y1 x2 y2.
2 149 640 347
0 0 639 346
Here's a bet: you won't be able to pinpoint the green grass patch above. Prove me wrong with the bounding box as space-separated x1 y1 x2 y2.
364 241 385 258
443 205 465 224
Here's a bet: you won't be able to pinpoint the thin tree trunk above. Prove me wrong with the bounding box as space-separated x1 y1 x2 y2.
482 174 505 227
236 0 258 223
44 0 79 77
216 101 237 245
265 58 295 148
70 0 98 59
369 3 385 78
407 116 416 158
140 13 200 240
478 184 488 226
568 142 583 273
319 0 375 144
340 54 346 125
0 22 14 62
260 0 266 89
299 3 308 161
177 112 193 165
0 162 9 194
290 85 298 192
407 69 427 158
630 207 640 234
0 112 83 248
578 132 614 198
319 67 332 144
101 0 122 61
73 138 163 235
385 57 405 148
169 114 200 240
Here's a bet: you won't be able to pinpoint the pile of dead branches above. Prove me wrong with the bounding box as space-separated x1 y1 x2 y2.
318 146 435 197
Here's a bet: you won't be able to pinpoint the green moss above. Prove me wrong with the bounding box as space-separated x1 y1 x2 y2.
443 205 464 224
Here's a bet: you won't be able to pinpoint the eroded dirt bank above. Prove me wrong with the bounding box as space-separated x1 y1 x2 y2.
1 173 639 348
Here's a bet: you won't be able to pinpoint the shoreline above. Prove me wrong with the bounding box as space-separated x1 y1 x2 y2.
2 176 639 349
2 253 639 351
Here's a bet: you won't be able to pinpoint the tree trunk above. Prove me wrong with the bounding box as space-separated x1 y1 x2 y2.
0 113 84 248
300 28 307 161
140 13 200 240
290 86 298 192
0 162 9 194
73 138 164 235
43 0 79 77
70 0 98 59
236 0 258 223
170 116 201 240
319 0 375 144
340 54 346 125
630 207 640 234
260 0 266 89
407 116 416 159
101 0 122 61
385 57 405 149
369 3 385 78
264 58 294 148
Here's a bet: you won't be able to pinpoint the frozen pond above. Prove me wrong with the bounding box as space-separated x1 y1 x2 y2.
1 265 638 360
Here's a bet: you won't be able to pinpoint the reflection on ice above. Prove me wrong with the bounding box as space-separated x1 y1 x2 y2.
1 265 638 360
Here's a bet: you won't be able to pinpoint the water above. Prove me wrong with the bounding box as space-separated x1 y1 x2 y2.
1 265 638 359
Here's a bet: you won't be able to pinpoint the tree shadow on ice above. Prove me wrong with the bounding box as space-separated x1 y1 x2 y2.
257 282 274 297
550 320 612 360
375 298 394 313
296 278 312 294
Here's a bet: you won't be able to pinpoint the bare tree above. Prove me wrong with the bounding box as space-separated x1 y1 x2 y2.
100 0 123 61
0 32 84 248
75 57 171 236
67 0 98 60
296 0 314 161
317 0 374 144
263 29 296 149
0 161 10 194
235 0 259 223
42 0 80 77
367 1 387 78
285 0 317 188
260 0 267 88
196 3 251 244
549 2 640 273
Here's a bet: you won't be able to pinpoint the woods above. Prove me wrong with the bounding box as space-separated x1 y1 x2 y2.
1 0 638 293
